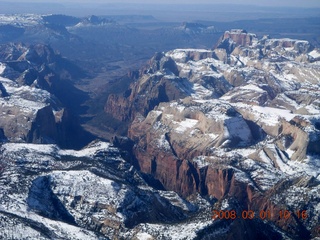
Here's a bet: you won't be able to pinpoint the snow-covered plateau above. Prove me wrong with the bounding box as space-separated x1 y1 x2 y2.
0 28 320 239
107 29 320 239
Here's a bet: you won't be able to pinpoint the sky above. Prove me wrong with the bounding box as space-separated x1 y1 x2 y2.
4 0 320 8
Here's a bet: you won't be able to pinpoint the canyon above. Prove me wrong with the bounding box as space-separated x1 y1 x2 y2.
0 13 319 240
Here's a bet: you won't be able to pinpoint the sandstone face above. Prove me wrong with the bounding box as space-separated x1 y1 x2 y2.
215 29 258 53
5 139 313 239
105 49 233 121
0 141 199 239
129 99 254 160
263 38 313 55
113 30 320 239
105 72 188 122
1 27 320 239
128 98 257 198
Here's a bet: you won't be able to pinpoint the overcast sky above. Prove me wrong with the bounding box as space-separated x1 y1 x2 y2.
6 0 320 8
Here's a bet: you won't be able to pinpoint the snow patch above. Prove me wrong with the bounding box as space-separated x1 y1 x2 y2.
175 118 198 133
240 84 265 93
191 83 213 99
0 76 51 112
59 141 111 158
136 232 154 240
309 49 320 59
233 103 297 126
286 149 295 159
193 156 210 168
0 14 44 27
2 142 58 155
158 134 171 150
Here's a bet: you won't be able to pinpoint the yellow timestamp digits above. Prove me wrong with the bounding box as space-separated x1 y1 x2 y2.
212 209 308 220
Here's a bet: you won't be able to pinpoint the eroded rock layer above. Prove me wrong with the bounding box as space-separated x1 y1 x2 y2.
0 29 319 239
107 29 320 239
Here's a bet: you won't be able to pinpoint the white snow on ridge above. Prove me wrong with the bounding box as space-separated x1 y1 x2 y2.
167 48 212 56
5 97 48 113
1 207 99 240
308 49 320 59
288 155 320 179
240 84 265 93
176 57 223 77
265 38 309 45
167 50 188 61
0 14 44 26
2 142 58 155
305 104 320 115
1 77 49 99
256 144 320 178
233 103 297 126
191 83 213 99
221 84 267 101
207 133 219 140
50 170 124 204
59 141 112 157
2 141 112 159
277 93 301 109
135 218 213 240
0 76 51 112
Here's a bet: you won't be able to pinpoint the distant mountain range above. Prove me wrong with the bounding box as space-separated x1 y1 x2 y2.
0 24 319 239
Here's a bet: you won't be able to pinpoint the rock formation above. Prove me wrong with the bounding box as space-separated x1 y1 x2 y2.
0 43 93 149
0 29 319 239
106 29 320 239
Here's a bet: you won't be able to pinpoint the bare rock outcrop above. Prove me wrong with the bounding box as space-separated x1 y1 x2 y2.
27 105 58 144
215 29 258 53
0 43 93 148
115 30 320 239
105 50 232 122
128 99 256 196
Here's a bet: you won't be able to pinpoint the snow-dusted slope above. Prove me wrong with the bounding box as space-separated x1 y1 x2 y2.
0 71 54 142
0 14 44 27
1 28 320 239
0 140 209 239
0 42 92 148
107 30 320 239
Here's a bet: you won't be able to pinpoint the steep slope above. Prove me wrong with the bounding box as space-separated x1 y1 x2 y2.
1 26 319 239
106 30 320 239
0 43 93 148
0 140 211 239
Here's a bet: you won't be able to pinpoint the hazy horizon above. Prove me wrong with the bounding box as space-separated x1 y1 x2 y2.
1 1 319 22
1 0 320 8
